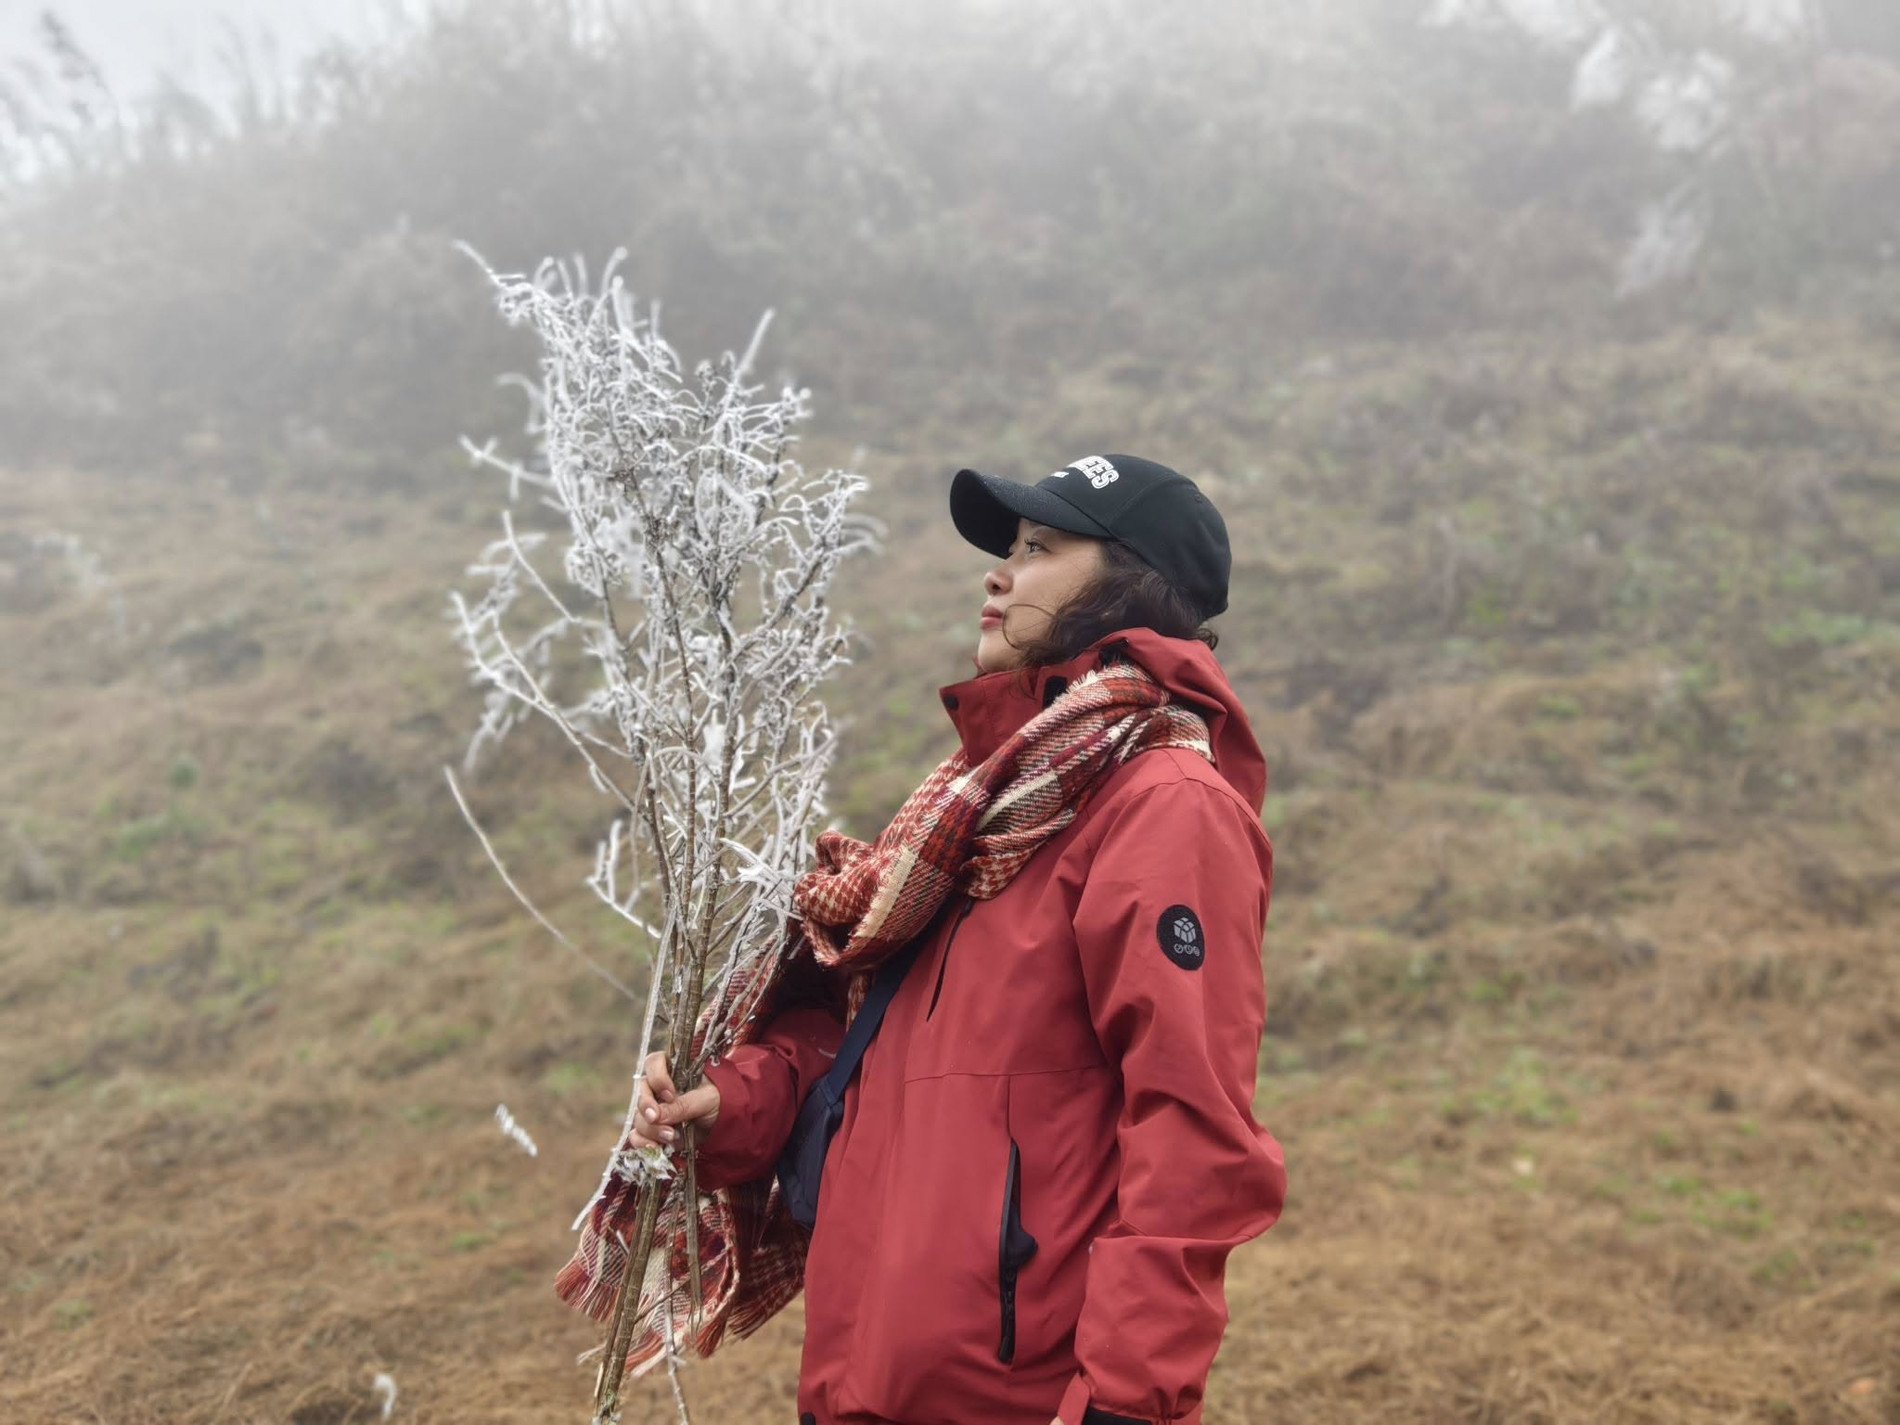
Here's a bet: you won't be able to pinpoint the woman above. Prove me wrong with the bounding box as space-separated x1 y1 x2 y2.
630 454 1286 1425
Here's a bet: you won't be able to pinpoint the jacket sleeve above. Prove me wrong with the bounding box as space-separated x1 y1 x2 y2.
693 955 847 1193
1056 776 1287 1425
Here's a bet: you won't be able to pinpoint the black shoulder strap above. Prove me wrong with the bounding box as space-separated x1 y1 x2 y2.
775 899 961 1228
814 928 927 1097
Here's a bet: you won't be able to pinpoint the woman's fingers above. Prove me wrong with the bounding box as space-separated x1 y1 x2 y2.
626 1052 672 1148
652 1083 720 1130
628 1085 718 1145
643 1051 676 1105
624 1054 720 1149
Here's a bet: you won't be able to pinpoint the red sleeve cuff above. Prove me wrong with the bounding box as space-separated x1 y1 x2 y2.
692 1054 765 1191
1057 1373 1208 1425
689 1006 845 1192
1056 1374 1154 1425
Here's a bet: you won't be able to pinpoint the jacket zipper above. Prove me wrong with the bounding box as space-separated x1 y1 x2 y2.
997 1138 1038 1364
924 896 975 1021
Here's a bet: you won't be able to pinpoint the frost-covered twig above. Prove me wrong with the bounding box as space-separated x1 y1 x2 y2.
450 247 874 1423
442 765 639 1005
660 1307 691 1425
370 1371 397 1421
495 1104 540 1158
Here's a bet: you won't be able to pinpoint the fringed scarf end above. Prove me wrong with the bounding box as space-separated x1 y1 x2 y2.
553 1255 623 1323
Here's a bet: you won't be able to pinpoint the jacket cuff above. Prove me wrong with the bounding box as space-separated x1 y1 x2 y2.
1057 1374 1152 1425
691 1053 768 1190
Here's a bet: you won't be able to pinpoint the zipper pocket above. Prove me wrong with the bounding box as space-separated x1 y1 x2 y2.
924 896 976 1021
996 1137 1039 1364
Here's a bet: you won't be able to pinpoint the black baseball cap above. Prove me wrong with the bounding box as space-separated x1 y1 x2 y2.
949 454 1231 621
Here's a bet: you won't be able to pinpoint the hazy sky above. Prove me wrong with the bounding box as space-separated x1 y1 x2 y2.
1 0 387 100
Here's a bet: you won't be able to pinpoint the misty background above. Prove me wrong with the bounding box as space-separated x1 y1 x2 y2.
7 0 1898 478
0 0 369 94
2 2 1896 1422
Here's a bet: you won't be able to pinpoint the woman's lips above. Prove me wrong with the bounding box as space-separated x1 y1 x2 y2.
979 607 1003 629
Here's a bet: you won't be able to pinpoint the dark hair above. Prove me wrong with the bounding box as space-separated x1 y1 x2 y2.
1004 538 1218 669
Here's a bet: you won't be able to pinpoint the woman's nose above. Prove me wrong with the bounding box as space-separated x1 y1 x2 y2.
984 565 1008 596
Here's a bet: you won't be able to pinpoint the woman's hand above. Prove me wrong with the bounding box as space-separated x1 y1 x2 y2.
622 1051 721 1150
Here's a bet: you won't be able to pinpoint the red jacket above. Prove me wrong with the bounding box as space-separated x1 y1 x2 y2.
698 628 1286 1425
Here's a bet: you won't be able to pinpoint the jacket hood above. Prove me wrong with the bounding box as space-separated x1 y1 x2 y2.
936 626 1268 814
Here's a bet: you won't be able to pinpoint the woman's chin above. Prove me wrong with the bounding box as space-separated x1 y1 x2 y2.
973 628 1022 674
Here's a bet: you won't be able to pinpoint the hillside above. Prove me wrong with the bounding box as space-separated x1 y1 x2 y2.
3 313 1897 1422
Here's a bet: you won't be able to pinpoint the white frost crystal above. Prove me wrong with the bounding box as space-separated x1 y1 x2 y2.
495 1103 540 1158
1635 51 1735 154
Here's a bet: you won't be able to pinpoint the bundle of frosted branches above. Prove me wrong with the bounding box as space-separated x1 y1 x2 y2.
448 249 872 1422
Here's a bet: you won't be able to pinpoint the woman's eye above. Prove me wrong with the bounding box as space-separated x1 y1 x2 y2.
1024 540 1045 554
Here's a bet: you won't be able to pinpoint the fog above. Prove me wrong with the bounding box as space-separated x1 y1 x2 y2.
0 0 382 99
7 0 1894 471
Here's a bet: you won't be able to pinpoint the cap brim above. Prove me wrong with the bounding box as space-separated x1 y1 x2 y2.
949 468 1115 558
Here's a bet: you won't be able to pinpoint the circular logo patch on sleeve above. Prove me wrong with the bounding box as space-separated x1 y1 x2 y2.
1157 905 1206 971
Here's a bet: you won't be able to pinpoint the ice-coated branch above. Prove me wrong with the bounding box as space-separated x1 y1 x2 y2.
448 245 874 1423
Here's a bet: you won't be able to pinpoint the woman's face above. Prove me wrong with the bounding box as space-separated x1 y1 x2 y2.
974 518 1107 673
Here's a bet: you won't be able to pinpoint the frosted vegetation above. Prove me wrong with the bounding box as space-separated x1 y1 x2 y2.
451 248 870 1174
1428 0 1825 291
446 250 872 1416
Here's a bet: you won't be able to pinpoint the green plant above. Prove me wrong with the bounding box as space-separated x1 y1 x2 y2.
53 1298 93 1329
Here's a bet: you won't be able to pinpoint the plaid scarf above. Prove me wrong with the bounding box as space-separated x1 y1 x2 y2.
554 656 1213 1379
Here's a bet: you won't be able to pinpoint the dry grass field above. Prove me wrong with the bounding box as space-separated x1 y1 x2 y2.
4 328 1898 1423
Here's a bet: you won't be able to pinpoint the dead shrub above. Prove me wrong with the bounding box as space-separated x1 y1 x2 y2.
297 737 399 821
1547 919 1659 985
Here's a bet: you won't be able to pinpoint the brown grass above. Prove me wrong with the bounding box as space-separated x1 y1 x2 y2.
3 386 1897 1423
